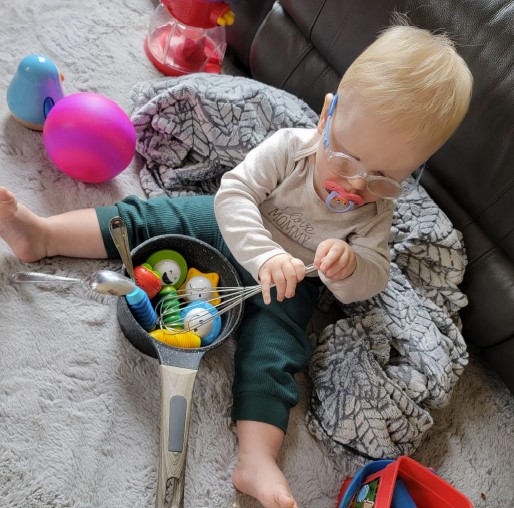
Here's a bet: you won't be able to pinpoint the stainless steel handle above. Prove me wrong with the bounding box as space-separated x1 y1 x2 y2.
304 263 318 275
12 272 82 284
109 216 135 280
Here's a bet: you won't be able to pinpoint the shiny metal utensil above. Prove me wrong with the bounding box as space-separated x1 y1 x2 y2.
11 269 137 296
109 216 135 280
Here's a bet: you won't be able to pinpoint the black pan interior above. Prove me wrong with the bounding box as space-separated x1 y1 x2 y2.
117 234 243 359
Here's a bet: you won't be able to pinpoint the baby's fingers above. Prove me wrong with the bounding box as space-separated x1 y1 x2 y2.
315 239 346 272
259 269 273 305
279 262 299 301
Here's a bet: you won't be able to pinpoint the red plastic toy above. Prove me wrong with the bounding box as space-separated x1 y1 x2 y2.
134 263 163 299
161 0 234 28
145 0 235 76
337 456 474 508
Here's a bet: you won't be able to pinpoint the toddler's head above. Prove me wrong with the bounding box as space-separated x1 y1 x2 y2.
314 21 473 207
338 21 473 151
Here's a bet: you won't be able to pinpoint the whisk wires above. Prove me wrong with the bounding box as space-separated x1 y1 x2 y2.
156 264 317 336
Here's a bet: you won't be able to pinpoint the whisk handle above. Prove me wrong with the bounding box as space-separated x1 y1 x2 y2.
304 264 318 275
267 263 318 289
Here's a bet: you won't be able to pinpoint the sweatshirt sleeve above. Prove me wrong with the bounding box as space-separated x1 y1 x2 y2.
214 130 295 281
320 200 394 304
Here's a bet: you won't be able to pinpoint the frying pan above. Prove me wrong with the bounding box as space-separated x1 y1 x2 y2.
117 234 243 508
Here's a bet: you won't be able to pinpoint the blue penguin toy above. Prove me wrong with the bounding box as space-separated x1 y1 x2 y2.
6 54 65 130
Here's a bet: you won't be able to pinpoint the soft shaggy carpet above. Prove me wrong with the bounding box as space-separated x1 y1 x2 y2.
0 1 513 507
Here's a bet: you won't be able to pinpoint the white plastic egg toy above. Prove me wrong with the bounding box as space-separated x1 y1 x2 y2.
154 259 182 285
184 275 214 302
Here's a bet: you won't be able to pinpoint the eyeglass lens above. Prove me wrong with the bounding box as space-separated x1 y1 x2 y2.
326 155 403 198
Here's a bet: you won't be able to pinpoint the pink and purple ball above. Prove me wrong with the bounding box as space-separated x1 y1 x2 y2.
43 92 136 183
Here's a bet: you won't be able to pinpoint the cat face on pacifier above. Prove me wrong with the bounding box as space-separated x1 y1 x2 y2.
324 180 365 213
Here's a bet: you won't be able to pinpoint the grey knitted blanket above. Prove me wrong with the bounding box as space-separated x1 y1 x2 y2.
130 73 469 459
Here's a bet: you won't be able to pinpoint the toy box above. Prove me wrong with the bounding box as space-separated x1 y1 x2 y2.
337 456 474 508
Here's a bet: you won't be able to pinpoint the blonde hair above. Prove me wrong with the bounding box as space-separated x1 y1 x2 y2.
338 22 473 148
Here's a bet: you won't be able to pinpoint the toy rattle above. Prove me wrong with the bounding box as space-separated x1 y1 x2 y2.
155 286 183 326
146 249 188 286
180 300 222 346
125 286 158 332
180 267 221 305
150 328 201 348
134 263 163 299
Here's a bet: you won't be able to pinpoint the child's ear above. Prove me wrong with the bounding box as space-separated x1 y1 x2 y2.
317 93 334 134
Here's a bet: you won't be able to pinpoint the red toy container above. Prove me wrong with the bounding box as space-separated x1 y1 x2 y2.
145 0 234 76
338 456 474 508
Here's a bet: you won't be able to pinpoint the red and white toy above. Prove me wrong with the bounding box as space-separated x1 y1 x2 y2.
145 0 235 76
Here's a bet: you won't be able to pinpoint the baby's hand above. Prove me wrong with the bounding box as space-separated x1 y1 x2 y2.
258 254 306 304
314 239 356 281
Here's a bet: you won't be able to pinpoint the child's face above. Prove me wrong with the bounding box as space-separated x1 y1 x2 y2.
314 92 432 204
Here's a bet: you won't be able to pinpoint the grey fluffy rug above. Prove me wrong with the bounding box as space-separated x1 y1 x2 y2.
1 1 513 507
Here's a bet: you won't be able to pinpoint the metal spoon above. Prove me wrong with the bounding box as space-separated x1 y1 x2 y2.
11 269 137 296
108 216 135 280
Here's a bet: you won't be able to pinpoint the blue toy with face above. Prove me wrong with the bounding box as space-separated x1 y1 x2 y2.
180 300 221 346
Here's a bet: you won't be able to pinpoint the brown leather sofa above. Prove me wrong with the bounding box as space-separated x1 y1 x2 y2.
226 0 514 393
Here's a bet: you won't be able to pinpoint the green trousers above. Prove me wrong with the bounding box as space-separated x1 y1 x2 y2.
96 194 320 432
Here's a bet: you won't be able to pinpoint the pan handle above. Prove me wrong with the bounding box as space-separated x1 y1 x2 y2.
156 364 198 508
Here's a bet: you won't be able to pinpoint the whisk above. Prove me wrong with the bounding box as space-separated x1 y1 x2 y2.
156 263 318 337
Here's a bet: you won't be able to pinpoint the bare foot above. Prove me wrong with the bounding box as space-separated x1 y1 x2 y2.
233 453 298 508
0 187 49 262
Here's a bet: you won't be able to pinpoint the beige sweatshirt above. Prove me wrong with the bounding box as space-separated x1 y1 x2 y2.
214 128 395 304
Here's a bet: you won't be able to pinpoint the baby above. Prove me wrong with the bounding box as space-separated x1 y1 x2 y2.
0 23 472 508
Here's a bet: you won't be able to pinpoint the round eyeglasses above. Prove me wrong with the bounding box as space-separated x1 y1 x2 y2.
323 94 426 199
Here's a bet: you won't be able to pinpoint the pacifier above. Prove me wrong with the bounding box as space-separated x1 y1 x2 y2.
324 180 364 213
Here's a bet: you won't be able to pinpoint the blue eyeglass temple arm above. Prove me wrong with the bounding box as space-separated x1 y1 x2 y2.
414 162 427 184
328 93 339 115
323 94 339 148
